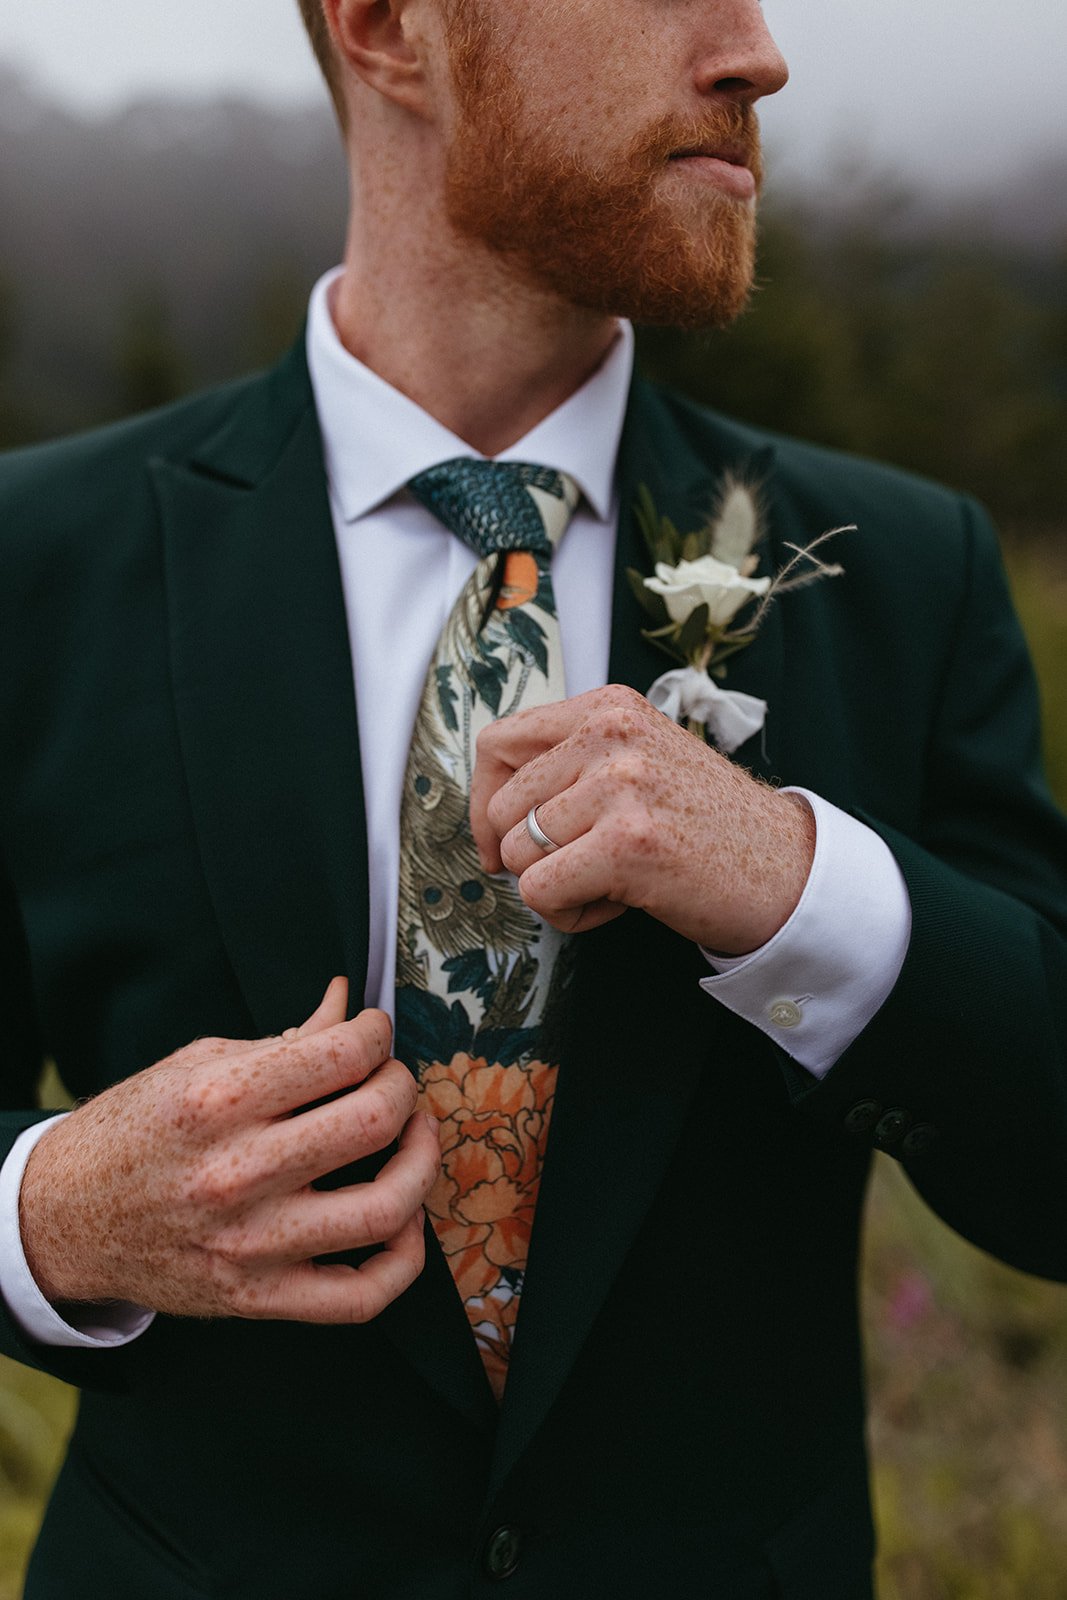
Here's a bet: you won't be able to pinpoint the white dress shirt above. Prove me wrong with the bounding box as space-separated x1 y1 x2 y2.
0 268 910 1348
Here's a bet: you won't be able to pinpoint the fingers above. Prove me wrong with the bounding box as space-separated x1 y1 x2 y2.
486 750 590 865
294 976 349 1037
470 742 522 874
251 1111 440 1260
497 779 596 876
182 991 385 1128
250 1009 395 1119
515 831 627 932
258 1059 423 1188
251 1209 428 1324
220 1112 439 1323
471 686 654 870
470 696 595 870
551 898 628 935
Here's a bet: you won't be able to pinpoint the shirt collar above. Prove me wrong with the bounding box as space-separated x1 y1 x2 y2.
306 266 633 526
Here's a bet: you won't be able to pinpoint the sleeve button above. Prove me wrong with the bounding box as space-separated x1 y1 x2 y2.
769 999 803 1029
902 1123 939 1155
874 1108 911 1149
844 1100 882 1136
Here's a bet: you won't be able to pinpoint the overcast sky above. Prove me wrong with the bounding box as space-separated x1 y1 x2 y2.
2 1 1065 190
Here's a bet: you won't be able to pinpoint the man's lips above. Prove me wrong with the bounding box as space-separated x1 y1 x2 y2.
668 146 757 200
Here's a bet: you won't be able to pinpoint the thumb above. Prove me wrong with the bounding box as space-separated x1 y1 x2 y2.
293 976 349 1039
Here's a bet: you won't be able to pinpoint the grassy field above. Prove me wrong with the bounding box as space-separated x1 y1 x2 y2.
1 543 1065 1597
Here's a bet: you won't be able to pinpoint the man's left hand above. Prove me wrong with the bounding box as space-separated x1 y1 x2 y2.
471 685 815 956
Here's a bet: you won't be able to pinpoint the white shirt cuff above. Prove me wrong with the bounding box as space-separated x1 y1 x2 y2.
698 789 912 1078
0 1117 155 1348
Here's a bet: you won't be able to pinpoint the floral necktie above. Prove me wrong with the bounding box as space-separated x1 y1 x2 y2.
396 458 580 1400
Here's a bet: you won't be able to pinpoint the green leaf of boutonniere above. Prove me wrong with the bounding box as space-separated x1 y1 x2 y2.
634 483 682 568
626 566 671 625
677 601 711 659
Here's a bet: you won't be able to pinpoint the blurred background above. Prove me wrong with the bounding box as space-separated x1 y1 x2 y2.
1 2 1066 1595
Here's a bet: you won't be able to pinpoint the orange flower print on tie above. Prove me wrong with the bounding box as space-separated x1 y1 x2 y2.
420 1054 557 1400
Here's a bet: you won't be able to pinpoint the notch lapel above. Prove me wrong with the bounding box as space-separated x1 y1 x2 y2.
153 342 496 1436
152 348 370 1036
488 377 785 1496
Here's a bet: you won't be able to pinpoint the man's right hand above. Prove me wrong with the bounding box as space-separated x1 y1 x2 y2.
18 978 441 1325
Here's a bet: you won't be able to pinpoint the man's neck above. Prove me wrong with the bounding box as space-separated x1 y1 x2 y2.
330 206 621 457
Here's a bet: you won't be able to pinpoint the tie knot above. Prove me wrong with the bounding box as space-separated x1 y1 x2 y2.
408 458 579 560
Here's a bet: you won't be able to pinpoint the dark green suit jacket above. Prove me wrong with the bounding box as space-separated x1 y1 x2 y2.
2 340 1066 1599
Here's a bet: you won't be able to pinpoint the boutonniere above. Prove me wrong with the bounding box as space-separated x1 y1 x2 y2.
629 463 853 752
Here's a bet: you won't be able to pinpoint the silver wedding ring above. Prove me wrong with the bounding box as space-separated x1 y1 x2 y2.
526 805 560 854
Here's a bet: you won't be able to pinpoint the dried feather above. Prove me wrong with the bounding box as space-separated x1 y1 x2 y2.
708 473 765 567
743 526 855 634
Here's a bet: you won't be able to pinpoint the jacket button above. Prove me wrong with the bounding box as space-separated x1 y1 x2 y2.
902 1123 939 1155
844 1099 881 1136
874 1108 911 1149
483 1526 522 1581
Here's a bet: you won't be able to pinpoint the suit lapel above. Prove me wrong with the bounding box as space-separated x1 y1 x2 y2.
153 342 496 1436
488 376 786 1495
152 345 370 1036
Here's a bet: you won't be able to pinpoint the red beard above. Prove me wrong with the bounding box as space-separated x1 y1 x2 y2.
443 2 763 329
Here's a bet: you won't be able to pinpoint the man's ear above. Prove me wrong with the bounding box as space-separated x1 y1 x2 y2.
322 0 434 117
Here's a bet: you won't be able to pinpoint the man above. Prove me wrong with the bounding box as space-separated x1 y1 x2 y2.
1 0 1065 1595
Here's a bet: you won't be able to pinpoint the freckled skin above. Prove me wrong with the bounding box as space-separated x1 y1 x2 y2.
20 980 441 1324
472 686 816 955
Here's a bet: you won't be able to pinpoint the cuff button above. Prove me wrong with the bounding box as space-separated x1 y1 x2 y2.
874 1108 911 1149
769 999 803 1029
902 1123 939 1155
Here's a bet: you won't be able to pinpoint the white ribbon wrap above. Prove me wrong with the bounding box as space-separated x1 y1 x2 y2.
646 667 767 754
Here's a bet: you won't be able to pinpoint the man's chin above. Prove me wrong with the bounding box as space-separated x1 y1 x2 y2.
534 205 759 330
615 280 754 332
543 261 756 332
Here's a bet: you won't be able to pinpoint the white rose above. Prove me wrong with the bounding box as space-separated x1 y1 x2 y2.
644 555 770 628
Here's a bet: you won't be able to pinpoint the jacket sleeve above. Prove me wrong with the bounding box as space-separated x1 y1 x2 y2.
0 858 139 1390
783 499 1067 1283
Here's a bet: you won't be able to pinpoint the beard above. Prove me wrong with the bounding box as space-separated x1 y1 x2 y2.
442 2 763 330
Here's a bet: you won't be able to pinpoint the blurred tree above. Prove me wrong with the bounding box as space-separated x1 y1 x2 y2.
849 251 1064 521
1051 243 1067 365
0 277 37 450
242 260 312 371
114 288 187 417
